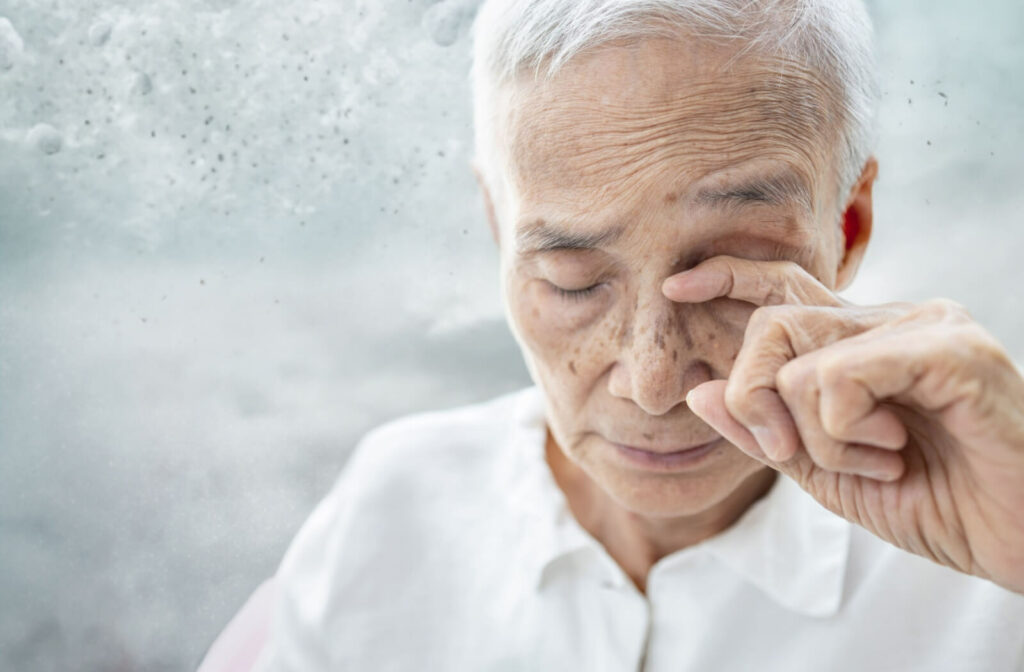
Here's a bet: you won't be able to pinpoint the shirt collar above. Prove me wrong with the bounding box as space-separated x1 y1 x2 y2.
507 386 851 618
669 475 851 617
504 387 607 587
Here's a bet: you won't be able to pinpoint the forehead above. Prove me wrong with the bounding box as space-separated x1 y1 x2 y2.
499 37 839 221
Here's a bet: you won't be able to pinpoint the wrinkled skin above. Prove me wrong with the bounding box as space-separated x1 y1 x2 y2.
672 258 1024 593
477 36 1024 593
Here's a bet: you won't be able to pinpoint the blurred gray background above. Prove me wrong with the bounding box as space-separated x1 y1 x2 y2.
0 1 1021 670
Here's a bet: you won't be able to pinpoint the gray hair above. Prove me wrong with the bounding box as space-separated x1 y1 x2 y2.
471 0 878 211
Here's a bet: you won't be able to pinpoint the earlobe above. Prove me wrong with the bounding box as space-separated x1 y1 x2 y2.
471 162 502 247
835 157 878 291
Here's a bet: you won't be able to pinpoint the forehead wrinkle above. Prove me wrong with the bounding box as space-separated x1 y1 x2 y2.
505 56 839 205
515 90 830 181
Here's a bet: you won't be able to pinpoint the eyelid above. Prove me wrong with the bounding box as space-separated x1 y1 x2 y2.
547 280 604 302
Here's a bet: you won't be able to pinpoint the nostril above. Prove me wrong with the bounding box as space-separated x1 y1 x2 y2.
682 360 713 396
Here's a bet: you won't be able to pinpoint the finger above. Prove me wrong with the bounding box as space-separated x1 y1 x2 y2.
815 323 989 431
721 303 908 460
721 306 803 461
686 380 767 461
824 399 908 451
780 353 908 450
688 380 816 483
662 255 843 308
777 356 906 481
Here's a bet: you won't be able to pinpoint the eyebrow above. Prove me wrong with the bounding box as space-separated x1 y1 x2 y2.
515 220 625 254
694 169 813 213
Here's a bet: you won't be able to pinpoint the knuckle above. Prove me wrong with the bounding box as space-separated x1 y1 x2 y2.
919 297 970 323
779 260 806 280
961 324 1010 366
815 351 845 387
820 408 848 440
746 305 774 333
747 304 796 335
756 271 786 304
775 360 808 399
723 378 752 418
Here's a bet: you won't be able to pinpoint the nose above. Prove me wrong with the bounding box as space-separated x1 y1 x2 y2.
607 296 711 416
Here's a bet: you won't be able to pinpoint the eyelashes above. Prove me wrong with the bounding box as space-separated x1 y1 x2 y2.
548 282 604 302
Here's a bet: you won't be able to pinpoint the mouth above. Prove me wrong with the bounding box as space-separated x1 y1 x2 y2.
610 437 723 471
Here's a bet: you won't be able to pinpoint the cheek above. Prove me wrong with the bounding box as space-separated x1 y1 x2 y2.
701 298 754 370
509 278 618 375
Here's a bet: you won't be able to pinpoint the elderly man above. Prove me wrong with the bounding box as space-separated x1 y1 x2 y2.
250 1 1024 670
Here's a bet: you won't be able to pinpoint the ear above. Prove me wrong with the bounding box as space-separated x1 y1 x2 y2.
835 156 878 292
471 162 501 247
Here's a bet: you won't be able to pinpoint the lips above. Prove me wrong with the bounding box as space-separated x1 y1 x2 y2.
610 437 723 471
606 436 721 455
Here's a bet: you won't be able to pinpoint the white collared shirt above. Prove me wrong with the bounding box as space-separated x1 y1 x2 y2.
254 387 1024 672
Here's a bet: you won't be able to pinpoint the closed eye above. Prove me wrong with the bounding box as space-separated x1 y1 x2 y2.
548 281 603 302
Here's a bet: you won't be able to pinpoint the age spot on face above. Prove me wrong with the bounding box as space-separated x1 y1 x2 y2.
654 327 666 350
616 321 634 347
568 360 577 375
681 322 694 349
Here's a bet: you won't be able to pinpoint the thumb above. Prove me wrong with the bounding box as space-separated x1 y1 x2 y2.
687 380 811 481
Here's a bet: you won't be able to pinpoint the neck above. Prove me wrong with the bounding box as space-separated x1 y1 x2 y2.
545 431 777 593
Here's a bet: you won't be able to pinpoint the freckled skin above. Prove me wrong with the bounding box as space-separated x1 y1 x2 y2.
487 36 850 569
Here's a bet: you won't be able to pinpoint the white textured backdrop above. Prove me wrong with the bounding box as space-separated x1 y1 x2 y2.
0 1 1021 669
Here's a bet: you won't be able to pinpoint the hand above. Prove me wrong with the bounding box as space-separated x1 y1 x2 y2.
663 256 1024 594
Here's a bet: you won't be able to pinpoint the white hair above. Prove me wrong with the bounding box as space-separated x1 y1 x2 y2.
471 0 878 211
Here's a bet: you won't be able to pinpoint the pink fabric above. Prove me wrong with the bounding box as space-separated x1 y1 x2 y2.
197 578 277 672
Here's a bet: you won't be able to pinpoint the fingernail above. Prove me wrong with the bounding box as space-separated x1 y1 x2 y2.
750 426 779 460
